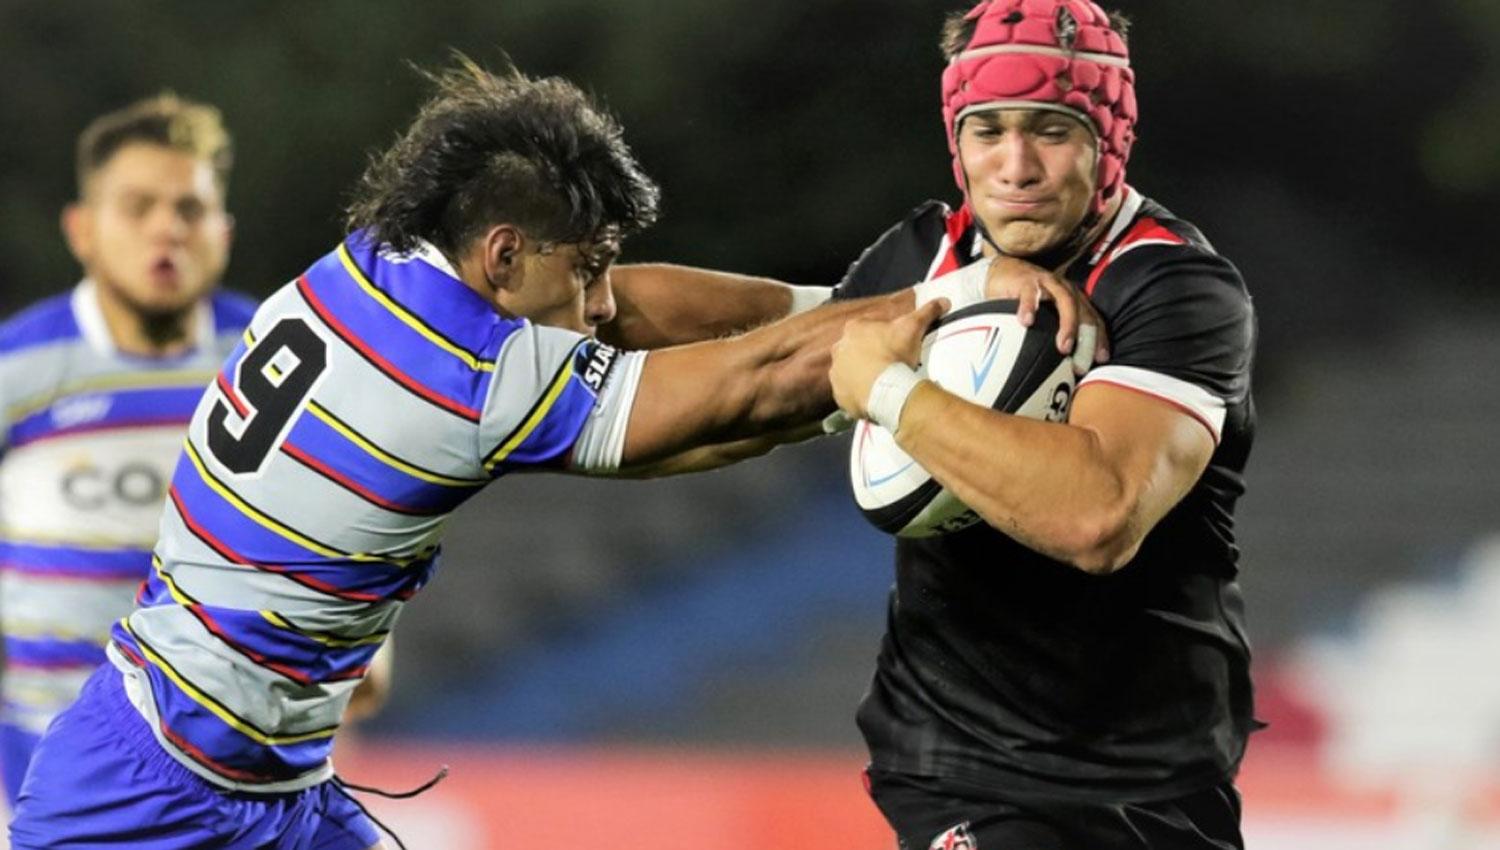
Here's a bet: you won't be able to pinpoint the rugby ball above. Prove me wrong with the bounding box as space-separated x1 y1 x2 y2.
849 299 1088 538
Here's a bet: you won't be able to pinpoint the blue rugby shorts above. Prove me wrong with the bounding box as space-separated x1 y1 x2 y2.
0 719 42 807
9 663 380 850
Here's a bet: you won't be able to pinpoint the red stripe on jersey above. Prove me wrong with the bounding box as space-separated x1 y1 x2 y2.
184 604 317 686
156 714 283 784
932 205 976 278
294 276 481 422
114 639 147 669
10 417 193 449
168 486 386 604
217 372 249 418
1085 217 1187 297
280 441 434 516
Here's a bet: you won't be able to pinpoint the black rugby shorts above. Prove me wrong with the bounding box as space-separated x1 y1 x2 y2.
865 768 1243 850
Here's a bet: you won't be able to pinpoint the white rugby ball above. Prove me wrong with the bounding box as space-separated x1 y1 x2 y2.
849 299 1089 538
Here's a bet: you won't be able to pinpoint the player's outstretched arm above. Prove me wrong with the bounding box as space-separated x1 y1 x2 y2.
600 264 826 350
564 255 1059 478
604 259 1110 362
613 422 824 478
616 291 939 468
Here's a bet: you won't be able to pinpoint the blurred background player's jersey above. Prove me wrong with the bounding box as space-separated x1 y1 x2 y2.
111 233 620 792
0 282 255 800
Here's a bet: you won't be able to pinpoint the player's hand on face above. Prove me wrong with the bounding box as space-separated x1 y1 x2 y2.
830 298 947 419
983 257 1110 364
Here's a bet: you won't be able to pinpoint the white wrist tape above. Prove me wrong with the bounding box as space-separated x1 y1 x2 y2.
913 258 988 312
787 285 834 315
866 362 923 433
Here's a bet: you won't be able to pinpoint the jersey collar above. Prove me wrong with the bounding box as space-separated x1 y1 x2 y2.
72 279 215 358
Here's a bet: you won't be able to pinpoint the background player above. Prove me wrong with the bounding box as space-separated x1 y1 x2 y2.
605 3 1257 847
0 93 257 806
8 60 1032 848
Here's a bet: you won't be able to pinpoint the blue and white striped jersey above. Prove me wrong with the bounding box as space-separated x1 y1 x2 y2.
0 282 256 739
111 232 629 791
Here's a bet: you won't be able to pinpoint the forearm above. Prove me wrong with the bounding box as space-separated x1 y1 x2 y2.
894 383 1137 572
603 263 817 349
734 290 915 431
618 422 824 478
622 290 914 464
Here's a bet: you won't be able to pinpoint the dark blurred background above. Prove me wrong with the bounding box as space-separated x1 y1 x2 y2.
3 1 1498 838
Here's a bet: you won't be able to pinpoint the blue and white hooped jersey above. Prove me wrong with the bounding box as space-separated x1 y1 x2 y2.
0 282 256 739
110 232 637 792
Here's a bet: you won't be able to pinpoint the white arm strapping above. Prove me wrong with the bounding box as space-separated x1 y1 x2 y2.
787 285 834 315
912 258 989 311
569 350 648 473
866 362 924 434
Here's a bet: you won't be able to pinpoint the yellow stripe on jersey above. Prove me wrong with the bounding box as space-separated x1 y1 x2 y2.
305 401 486 487
0 527 156 550
6 369 218 421
119 620 336 746
183 440 426 568
259 610 389 648
0 621 111 643
183 441 362 562
151 556 197 606
483 345 578 471
336 243 496 373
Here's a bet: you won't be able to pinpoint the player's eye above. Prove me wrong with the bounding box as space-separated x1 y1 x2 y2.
177 198 206 224
122 195 153 218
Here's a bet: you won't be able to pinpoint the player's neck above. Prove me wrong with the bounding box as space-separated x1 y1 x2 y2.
91 281 200 357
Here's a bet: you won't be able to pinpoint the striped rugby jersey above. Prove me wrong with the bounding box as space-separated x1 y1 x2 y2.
110 232 624 791
0 283 256 740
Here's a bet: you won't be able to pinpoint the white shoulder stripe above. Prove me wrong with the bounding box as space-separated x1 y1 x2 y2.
922 230 954 283
1108 237 1188 264
1078 365 1226 444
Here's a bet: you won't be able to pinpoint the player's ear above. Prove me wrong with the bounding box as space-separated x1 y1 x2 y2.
481 224 525 293
60 202 93 265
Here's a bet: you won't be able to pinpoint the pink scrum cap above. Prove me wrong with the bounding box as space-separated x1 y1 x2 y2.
941 0 1136 216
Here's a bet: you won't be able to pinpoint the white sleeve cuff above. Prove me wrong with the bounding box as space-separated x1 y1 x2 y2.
1078 365 1227 443
570 350 648 472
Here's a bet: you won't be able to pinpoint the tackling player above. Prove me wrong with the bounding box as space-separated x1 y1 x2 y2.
9 61 1029 848
0 94 257 807
611 3 1258 848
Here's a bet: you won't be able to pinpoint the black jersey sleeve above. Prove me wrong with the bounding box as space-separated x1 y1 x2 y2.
832 201 952 301
1088 246 1255 406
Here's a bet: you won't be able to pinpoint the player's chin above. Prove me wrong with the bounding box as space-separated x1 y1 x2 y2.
987 222 1069 259
122 289 199 320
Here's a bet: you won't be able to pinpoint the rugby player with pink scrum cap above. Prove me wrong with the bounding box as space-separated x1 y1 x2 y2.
609 3 1258 847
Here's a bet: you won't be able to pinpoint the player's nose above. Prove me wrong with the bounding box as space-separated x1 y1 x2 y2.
585 275 617 327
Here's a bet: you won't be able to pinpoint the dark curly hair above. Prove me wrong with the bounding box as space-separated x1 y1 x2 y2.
346 57 660 257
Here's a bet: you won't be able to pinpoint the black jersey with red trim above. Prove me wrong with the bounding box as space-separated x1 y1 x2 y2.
833 188 1258 803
